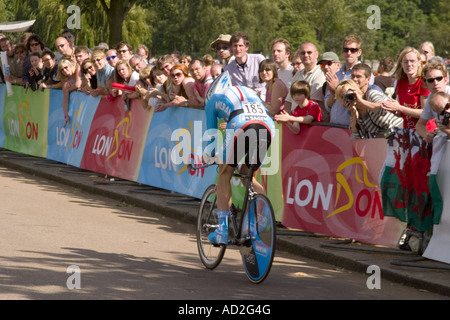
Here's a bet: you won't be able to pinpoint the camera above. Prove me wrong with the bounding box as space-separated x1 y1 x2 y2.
442 111 450 126
344 90 356 104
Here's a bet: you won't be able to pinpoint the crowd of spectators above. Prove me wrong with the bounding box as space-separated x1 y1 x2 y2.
0 29 449 140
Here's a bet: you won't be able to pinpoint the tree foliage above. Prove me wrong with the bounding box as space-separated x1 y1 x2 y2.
1 0 449 61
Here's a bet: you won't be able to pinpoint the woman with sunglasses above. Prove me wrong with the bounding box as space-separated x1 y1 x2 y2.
22 34 45 90
80 59 98 95
382 47 435 131
89 50 114 97
258 59 288 117
55 58 82 127
155 63 198 112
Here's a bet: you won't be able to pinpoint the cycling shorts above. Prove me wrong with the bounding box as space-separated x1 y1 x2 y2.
222 109 275 170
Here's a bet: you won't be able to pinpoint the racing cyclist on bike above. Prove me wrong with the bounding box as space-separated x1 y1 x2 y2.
202 72 276 245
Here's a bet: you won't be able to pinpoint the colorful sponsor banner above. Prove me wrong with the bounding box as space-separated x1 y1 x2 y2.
80 97 152 181
47 90 100 167
137 107 216 199
280 125 404 247
2 86 49 157
3 84 450 254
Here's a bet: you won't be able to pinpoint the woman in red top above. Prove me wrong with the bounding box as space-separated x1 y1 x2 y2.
382 47 435 131
274 80 322 134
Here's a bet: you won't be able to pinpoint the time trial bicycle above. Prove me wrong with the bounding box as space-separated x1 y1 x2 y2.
193 162 276 284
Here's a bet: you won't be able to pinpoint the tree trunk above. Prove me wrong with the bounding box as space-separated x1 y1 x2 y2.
108 0 126 47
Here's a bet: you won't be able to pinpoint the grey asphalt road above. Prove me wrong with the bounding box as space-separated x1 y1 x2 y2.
0 166 447 301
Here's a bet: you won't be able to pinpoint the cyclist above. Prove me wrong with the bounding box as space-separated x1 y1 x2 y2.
202 73 276 245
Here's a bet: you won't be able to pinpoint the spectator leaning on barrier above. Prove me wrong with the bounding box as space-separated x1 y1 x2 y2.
22 34 45 89
156 63 198 112
271 38 293 89
91 49 114 96
415 62 450 143
129 54 148 74
274 80 322 134
39 49 59 90
189 58 213 107
74 46 91 67
56 58 82 126
80 58 97 95
285 42 326 118
258 58 288 117
28 52 44 92
224 31 266 98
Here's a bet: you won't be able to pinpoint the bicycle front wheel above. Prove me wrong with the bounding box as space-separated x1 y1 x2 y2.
240 194 276 284
197 184 226 269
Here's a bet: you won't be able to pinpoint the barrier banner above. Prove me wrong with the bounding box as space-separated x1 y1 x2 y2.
380 129 443 232
137 107 216 199
423 139 450 264
47 90 100 167
280 125 404 247
80 98 152 181
2 86 49 157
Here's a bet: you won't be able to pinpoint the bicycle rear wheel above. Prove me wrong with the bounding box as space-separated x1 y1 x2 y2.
240 194 276 284
197 184 226 269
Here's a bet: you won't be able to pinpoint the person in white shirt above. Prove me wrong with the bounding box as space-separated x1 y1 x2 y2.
270 38 293 89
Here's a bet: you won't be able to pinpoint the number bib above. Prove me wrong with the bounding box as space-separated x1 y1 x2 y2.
241 102 268 121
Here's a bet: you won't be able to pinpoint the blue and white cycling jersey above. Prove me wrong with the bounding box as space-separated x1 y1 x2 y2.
204 85 275 165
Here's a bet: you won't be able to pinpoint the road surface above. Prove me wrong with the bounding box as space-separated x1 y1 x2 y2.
0 166 446 302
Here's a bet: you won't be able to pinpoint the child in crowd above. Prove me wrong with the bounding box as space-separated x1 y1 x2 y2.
28 52 44 91
274 80 322 134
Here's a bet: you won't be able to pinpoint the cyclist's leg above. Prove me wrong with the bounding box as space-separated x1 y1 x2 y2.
208 163 234 245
